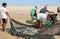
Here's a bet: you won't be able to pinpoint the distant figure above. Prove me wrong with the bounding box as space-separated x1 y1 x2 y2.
30 6 38 23
57 7 60 13
40 7 54 13
0 3 11 32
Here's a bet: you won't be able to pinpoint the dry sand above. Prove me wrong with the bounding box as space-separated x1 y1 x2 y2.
0 30 17 39
6 6 60 26
54 35 60 39
0 6 60 39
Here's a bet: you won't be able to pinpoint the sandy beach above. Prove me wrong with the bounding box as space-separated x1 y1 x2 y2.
0 6 60 39
6 6 60 26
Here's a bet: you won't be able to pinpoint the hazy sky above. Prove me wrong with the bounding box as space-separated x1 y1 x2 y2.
0 0 60 6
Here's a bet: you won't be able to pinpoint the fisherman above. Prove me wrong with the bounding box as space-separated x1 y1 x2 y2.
0 3 11 32
40 6 54 14
57 6 60 13
37 6 54 29
37 12 47 29
30 6 38 23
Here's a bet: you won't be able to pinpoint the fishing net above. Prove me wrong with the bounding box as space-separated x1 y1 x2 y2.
8 19 39 35
7 19 60 39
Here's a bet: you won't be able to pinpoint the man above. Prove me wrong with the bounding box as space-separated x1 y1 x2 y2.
0 3 11 32
57 6 60 13
30 6 38 23
57 7 60 20
40 6 54 13
50 14 58 24
36 13 47 29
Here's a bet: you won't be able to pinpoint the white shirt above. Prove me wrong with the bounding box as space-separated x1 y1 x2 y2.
0 7 7 19
37 13 47 20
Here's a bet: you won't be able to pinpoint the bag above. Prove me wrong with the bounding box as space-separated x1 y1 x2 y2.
45 21 52 27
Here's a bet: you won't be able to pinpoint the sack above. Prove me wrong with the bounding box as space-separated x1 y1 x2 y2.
26 17 37 24
26 20 32 23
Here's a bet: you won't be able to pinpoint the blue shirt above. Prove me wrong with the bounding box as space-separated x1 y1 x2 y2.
40 8 48 13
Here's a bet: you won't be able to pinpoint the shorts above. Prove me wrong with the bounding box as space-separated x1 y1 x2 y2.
40 18 47 25
37 13 47 25
2 18 7 23
57 10 60 13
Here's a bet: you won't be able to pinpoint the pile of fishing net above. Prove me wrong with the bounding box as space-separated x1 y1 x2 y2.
8 19 39 35
9 27 38 35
